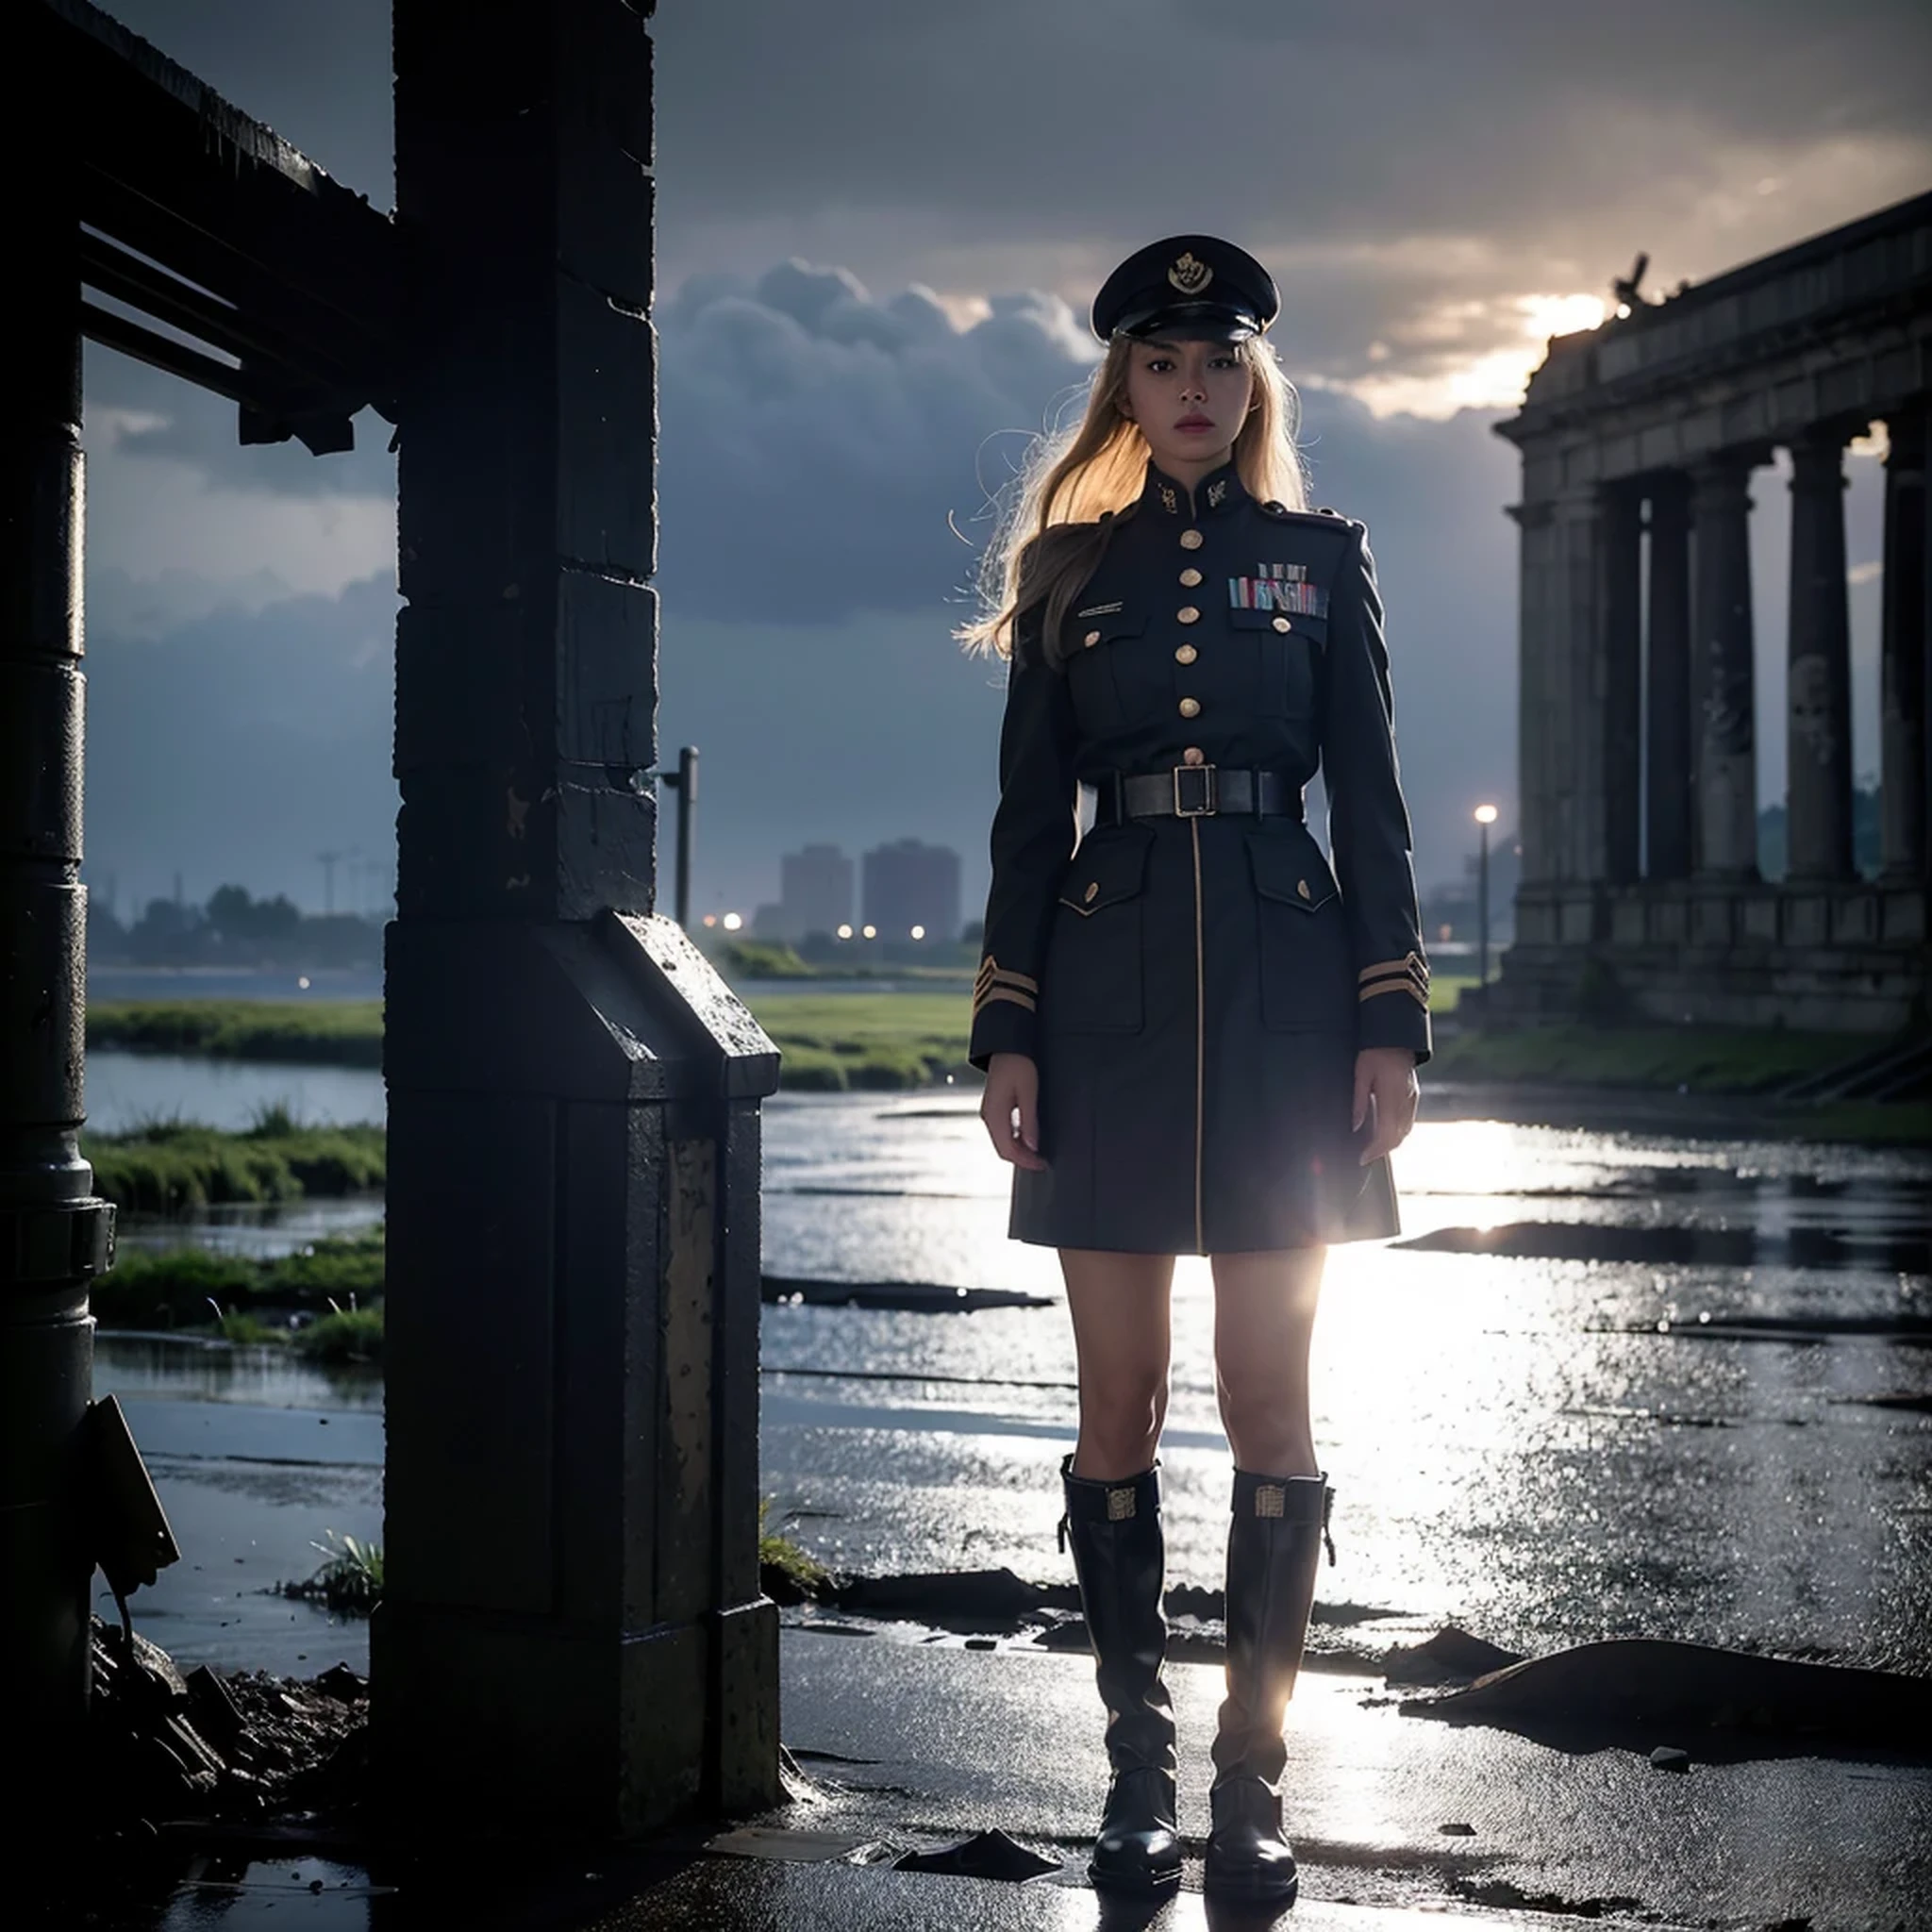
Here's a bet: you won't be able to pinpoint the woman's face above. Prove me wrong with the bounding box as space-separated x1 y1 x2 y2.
1122 336 1254 476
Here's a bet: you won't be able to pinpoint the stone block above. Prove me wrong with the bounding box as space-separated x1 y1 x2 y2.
1831 891 1879 944
1740 893 1781 944
384 1089 558 1616
1782 894 1829 946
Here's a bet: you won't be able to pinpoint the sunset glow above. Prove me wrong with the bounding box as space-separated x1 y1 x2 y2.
1345 291 1609 420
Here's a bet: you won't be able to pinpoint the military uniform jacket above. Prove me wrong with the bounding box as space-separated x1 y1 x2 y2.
969 458 1430 1255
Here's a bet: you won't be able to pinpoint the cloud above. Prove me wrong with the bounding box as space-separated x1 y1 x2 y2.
85 575 399 915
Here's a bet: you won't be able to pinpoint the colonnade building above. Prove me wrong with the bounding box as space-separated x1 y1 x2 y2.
1488 191 1930 1031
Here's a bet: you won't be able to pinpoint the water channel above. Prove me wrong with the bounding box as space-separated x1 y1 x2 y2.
86 1051 1932 1686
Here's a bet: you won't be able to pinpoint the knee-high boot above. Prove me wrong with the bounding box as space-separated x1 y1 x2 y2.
1203 1468 1335 1904
1058 1455 1183 1894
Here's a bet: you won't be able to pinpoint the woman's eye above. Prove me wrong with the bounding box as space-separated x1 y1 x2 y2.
1145 358 1174 374
1210 356 1237 369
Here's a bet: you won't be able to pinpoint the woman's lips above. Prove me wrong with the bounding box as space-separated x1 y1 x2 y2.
1176 416 1214 430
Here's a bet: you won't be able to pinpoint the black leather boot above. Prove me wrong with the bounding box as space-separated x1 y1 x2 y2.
1058 1455 1184 1895
1203 1468 1335 1905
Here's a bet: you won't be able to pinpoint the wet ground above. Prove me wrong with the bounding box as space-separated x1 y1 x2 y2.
93 1077 1932 1679
69 1066 1932 1929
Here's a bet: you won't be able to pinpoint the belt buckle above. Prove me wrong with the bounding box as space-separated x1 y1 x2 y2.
1173 763 1217 817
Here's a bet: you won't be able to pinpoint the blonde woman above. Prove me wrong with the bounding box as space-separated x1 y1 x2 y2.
963 236 1430 1904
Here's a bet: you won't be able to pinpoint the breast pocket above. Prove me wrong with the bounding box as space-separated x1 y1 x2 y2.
1245 828 1351 1033
1044 826 1155 1033
1063 607 1146 735
1227 608 1324 719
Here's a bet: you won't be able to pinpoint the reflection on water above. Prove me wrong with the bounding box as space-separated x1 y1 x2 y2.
92 1084 1932 1680
88 1050 385 1136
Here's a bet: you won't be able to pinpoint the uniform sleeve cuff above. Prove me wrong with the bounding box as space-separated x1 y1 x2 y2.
1355 952 1431 1062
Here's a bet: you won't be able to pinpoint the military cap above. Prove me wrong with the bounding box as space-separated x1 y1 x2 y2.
1090 234 1279 344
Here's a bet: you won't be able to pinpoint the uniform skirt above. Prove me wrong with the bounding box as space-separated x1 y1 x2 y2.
1010 815 1401 1254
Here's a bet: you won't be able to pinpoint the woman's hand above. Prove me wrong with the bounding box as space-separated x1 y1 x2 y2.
1353 1046 1420 1164
981 1052 1046 1171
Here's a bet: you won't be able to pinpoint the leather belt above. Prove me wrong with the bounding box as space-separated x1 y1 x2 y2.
1092 765 1303 824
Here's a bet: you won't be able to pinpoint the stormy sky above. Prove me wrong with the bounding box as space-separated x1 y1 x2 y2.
78 0 1932 924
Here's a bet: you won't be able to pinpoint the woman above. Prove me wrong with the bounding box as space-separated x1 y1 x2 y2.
961 235 1429 1905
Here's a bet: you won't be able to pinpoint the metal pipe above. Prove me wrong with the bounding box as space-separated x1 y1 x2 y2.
675 745 697 931
1 188 113 1753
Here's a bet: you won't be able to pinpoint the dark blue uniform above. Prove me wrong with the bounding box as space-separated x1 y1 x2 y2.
968 457 1430 1253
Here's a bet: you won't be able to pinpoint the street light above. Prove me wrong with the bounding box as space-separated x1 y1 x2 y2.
1474 805 1499 986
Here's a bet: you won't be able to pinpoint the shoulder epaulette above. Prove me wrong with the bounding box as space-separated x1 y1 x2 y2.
1260 500 1361 532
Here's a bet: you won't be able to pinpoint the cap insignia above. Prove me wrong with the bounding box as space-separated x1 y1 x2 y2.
1168 250 1212 294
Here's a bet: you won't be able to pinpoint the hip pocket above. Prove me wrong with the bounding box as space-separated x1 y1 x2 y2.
1044 827 1155 1033
1246 829 1351 1033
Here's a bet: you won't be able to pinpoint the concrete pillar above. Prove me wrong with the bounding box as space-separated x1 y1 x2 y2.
0 187 114 1763
1644 475 1693 880
1509 498 1557 886
380 0 779 1838
1786 427 1858 879
1690 456 1761 877
1878 412 1926 881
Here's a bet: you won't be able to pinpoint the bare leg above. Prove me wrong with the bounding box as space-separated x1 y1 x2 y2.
1210 1246 1326 1475
1057 1246 1183 1895
1060 1247 1174 1478
1203 1244 1330 1906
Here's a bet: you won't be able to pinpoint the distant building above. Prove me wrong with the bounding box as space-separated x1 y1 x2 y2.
862 839 960 942
777 843 854 940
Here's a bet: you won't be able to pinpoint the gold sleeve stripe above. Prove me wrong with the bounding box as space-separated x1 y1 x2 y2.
1358 980 1428 1007
974 985 1037 1016
1358 953 1427 984
1359 964 1428 991
974 958 1039 993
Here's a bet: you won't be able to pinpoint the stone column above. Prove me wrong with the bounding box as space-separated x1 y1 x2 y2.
1690 456 1761 877
1509 498 1558 887
382 0 779 1839
1878 412 1926 880
1786 426 1858 879
1597 485 1643 884
1644 475 1693 879
1544 485 1637 885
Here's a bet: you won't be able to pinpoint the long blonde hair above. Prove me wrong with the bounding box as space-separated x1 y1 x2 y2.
958 332 1307 664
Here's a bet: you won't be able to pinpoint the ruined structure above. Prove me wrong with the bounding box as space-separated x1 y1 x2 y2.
8 0 779 1839
1491 192 1931 1030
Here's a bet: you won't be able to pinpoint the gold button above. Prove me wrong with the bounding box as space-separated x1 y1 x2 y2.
1179 567 1203 588
1176 606 1200 625
1175 643 1197 665
1083 881 1099 904
1272 615 1292 633
1297 879 1311 900
1180 529 1204 550
1178 697 1201 719
1084 629 1101 647
1182 746 1206 766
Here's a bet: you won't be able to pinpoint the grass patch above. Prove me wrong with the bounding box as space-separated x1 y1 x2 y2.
1427 1024 1874 1094
93 1226 385 1332
758 1499 831 1603
751 991 970 1091
89 999 383 1066
294 1306 385 1364
278 1530 384 1616
85 1116 386 1213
